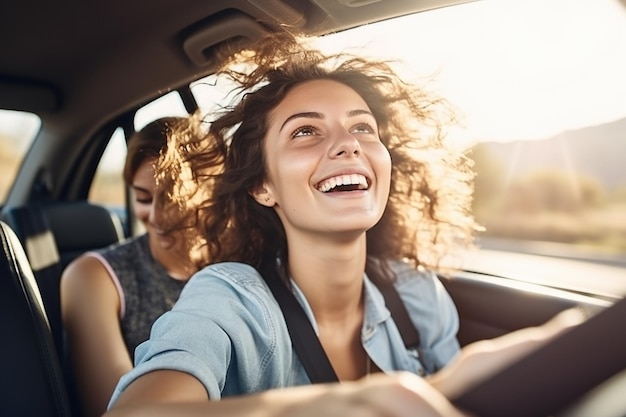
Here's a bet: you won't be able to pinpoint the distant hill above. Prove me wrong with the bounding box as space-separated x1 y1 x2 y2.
472 117 626 189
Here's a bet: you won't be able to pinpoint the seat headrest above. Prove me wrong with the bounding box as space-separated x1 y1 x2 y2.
43 202 123 251
1 201 124 270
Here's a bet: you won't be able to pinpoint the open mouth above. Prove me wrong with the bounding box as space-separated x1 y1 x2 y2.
316 174 370 193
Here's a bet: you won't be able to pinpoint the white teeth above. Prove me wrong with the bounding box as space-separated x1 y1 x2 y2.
317 174 368 192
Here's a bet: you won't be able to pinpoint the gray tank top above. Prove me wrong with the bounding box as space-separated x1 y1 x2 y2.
95 234 187 357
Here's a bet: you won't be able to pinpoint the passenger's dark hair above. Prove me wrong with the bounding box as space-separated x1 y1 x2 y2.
125 115 213 264
158 31 479 284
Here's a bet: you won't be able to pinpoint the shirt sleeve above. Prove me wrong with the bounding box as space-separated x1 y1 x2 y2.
108 262 292 407
391 261 461 373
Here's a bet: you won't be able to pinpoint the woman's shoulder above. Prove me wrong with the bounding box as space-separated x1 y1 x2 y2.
190 262 265 285
61 249 122 310
386 259 438 286
168 262 287 348
87 234 153 280
94 233 148 260
383 259 454 307
180 262 273 305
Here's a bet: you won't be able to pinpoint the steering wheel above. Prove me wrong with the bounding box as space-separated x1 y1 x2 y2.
452 297 626 417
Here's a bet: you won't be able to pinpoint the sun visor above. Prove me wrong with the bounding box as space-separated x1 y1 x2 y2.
182 11 272 67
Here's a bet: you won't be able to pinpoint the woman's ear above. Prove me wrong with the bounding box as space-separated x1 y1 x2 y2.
250 186 275 207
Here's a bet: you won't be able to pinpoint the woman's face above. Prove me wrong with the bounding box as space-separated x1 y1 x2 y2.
257 79 392 239
130 159 177 250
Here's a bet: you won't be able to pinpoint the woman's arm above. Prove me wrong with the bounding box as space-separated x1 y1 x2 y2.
104 309 582 417
103 265 584 417
61 255 133 417
106 369 470 417
427 307 586 399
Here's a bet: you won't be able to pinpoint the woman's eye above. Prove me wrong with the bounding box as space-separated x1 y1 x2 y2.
291 125 317 138
135 197 153 205
351 122 375 134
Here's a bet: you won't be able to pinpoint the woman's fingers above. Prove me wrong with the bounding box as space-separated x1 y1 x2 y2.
355 372 473 417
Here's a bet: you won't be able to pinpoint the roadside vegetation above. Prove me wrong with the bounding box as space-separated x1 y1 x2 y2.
471 144 626 254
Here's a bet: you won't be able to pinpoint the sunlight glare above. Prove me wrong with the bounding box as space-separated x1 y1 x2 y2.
313 0 626 147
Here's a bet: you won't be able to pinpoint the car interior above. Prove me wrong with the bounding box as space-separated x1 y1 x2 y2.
2 201 124 355
1 0 626 416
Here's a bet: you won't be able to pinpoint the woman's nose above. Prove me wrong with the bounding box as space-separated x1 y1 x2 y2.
134 203 150 224
148 201 162 226
329 131 361 158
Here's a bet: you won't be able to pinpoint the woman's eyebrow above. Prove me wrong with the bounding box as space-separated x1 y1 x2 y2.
279 112 323 132
131 184 151 194
348 109 373 118
279 109 373 132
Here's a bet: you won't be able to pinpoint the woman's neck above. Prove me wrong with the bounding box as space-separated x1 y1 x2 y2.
286 233 367 324
286 233 370 380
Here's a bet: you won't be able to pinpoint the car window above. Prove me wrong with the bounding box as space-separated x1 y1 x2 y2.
191 74 242 117
89 127 127 208
0 109 40 204
134 91 188 131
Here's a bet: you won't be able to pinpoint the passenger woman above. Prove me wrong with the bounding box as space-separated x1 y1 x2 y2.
61 117 206 417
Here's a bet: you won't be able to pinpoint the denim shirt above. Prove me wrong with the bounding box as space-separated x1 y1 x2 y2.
109 260 460 406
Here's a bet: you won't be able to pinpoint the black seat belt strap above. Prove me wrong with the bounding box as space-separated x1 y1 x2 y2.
374 280 421 350
263 265 421 383
264 268 338 383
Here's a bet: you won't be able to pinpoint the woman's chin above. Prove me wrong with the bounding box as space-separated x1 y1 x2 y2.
150 233 176 250
158 236 176 249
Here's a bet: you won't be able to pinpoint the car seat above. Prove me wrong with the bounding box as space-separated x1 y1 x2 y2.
1 201 124 357
0 220 72 416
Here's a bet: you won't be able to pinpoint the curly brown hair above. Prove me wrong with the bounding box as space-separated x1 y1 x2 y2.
157 31 479 284
124 117 189 185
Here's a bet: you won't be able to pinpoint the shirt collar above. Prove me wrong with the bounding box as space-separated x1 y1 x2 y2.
290 274 391 335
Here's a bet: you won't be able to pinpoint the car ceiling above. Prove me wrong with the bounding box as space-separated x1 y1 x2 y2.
0 0 472 136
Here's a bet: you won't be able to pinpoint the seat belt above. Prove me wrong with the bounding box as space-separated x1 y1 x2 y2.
374 279 421 350
262 264 421 383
